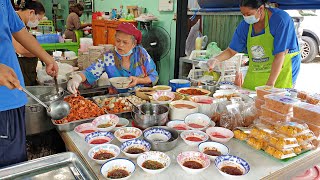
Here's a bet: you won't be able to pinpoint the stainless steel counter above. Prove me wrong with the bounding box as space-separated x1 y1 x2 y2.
60 129 320 180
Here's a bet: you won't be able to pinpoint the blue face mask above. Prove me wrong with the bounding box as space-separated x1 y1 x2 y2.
243 10 260 24
115 47 133 57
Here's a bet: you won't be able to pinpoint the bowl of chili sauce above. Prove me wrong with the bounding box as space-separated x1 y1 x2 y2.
180 130 209 147
114 127 142 143
85 131 115 147
184 113 212 131
177 151 210 175
74 123 98 138
206 127 234 143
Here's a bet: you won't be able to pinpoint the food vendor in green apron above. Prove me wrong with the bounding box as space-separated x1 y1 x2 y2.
203 0 301 90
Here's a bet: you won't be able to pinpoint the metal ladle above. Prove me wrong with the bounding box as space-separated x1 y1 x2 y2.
126 99 145 115
21 87 70 120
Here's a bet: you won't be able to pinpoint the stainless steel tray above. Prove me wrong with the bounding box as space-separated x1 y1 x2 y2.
0 152 97 180
52 118 95 132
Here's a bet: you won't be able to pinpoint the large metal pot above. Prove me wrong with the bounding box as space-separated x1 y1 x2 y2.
39 78 68 90
25 86 64 135
132 103 169 129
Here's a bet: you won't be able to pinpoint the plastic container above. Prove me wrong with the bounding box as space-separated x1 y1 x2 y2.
234 127 251 141
255 86 287 100
255 98 265 110
268 135 299 149
306 94 320 105
264 94 300 114
297 91 308 100
291 117 320 137
293 102 320 126
275 121 309 137
259 117 277 130
265 145 296 159
261 105 292 122
250 125 274 140
246 136 268 150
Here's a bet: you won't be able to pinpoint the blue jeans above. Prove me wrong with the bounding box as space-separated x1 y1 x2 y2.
0 106 27 167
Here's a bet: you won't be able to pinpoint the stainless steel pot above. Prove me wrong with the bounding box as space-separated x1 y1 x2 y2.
196 85 218 94
132 103 169 129
25 86 64 135
40 79 68 90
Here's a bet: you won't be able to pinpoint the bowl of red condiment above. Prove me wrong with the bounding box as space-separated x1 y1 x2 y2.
184 113 212 131
206 127 234 143
85 131 115 147
180 130 209 147
166 120 190 133
114 127 142 143
74 123 98 138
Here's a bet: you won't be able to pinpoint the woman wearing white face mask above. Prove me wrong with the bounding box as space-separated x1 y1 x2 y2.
204 0 301 90
67 23 159 94
12 0 45 86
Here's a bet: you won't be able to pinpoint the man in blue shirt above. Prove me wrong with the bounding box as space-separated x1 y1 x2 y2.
0 0 58 167
203 0 301 90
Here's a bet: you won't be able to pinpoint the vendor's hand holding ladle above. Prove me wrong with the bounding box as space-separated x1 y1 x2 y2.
21 87 70 120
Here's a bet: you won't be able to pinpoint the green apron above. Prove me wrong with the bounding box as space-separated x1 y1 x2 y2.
242 10 299 90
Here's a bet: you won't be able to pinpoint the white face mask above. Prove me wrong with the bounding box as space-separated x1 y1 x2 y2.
243 9 261 24
27 14 39 28
115 46 134 57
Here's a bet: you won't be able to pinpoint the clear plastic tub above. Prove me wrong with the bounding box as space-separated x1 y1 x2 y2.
255 98 265 110
234 127 251 141
264 94 300 114
261 105 293 122
255 86 287 100
275 121 309 137
306 94 320 105
291 117 320 137
293 102 320 126
297 91 308 100
265 145 296 159
250 125 274 140
268 135 299 149
247 137 268 150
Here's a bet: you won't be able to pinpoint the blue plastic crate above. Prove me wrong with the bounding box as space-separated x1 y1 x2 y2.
36 34 59 44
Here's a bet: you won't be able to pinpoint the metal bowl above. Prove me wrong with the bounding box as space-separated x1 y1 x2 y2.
143 126 179 152
196 85 218 94
132 103 169 129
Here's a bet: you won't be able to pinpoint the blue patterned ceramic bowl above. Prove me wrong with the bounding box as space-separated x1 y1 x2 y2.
214 155 250 177
120 139 151 159
143 127 172 143
85 131 115 147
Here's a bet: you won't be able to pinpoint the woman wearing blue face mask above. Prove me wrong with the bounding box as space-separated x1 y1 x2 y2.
67 23 159 94
204 0 301 90
12 0 45 86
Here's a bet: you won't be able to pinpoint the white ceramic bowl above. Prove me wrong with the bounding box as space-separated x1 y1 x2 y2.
198 142 230 161
143 127 172 143
111 118 130 132
137 151 171 174
120 139 151 159
177 151 210 175
109 77 132 89
85 131 115 147
180 130 209 147
152 91 175 105
92 114 119 132
184 113 211 131
153 85 172 92
214 155 250 177
88 144 120 164
114 127 142 143
189 96 219 117
206 127 234 143
166 120 190 133
169 100 199 120
100 158 135 180
74 123 97 138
